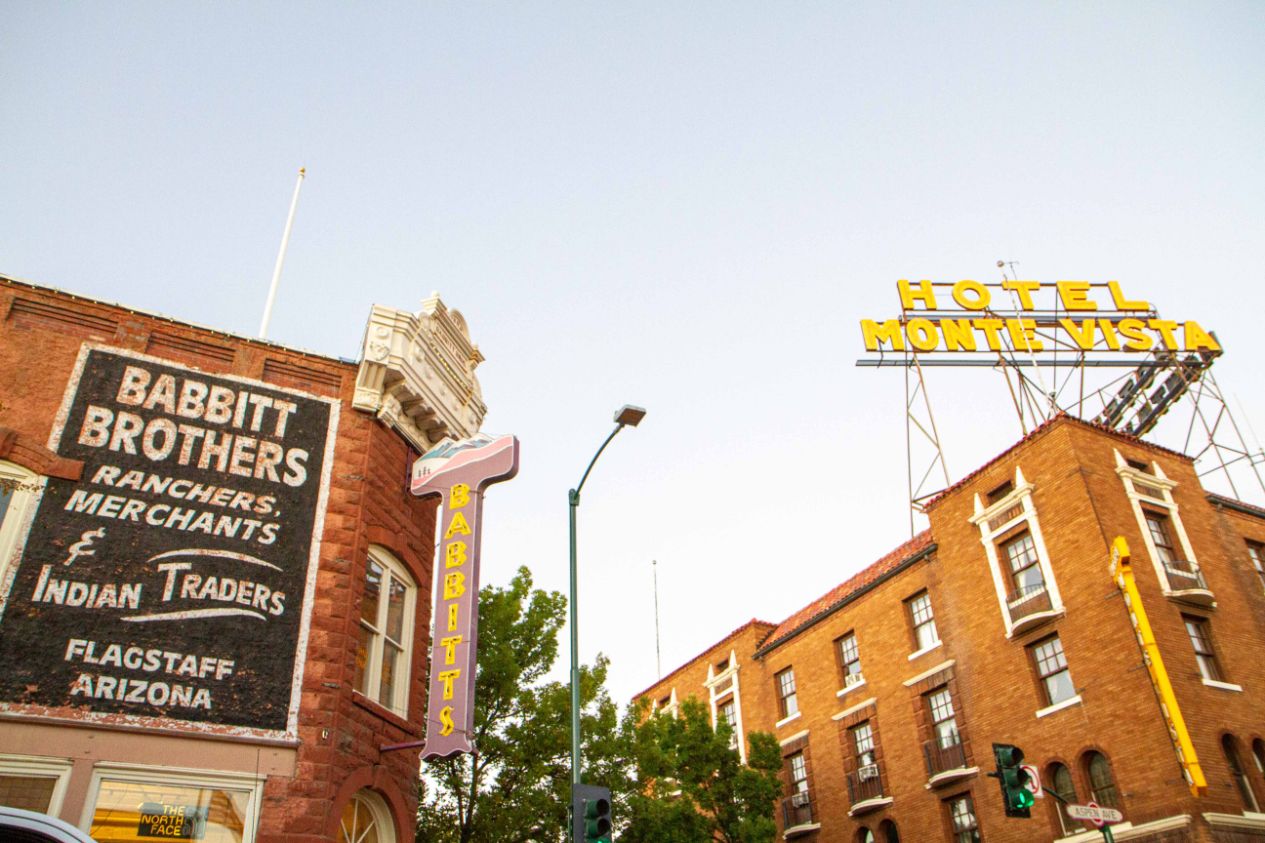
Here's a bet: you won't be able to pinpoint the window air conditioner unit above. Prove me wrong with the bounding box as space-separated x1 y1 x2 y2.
858 764 879 781
791 792 811 807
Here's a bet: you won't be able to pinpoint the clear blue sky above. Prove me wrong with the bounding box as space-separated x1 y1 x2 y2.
4 2 1263 705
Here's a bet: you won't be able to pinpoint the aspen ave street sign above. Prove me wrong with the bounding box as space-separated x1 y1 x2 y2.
1066 802 1124 828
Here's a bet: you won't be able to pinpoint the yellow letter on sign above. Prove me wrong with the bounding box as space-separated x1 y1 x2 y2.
445 511 472 539
444 571 466 600
449 483 470 508
446 541 468 568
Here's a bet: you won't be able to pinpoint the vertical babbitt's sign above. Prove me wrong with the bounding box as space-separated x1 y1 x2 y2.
411 433 519 760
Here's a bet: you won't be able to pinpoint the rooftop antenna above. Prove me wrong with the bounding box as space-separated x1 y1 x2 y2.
653 560 662 678
258 167 306 339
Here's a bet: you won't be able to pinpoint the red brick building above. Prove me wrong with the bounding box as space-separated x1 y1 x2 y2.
637 416 1265 843
0 274 487 843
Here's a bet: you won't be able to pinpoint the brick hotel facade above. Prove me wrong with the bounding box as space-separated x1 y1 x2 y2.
638 416 1265 843
0 275 487 843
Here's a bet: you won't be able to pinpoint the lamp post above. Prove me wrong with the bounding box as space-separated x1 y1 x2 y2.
569 404 646 786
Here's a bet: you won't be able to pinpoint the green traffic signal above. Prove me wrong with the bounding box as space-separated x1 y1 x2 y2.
992 743 1033 818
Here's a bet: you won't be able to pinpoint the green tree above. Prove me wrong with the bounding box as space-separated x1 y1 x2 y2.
623 698 782 843
417 567 632 843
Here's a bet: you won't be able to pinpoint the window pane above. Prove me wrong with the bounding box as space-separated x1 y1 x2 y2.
89 779 250 843
354 623 374 694
0 485 13 526
1146 513 1177 564
379 641 401 707
1087 754 1119 808
385 575 407 642
789 753 808 790
916 618 939 650
340 796 381 843
910 593 933 625
361 560 383 626
853 723 875 765
0 774 56 812
1044 669 1076 704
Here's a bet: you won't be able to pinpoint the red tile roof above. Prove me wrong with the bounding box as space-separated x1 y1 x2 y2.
632 618 778 702
755 530 935 656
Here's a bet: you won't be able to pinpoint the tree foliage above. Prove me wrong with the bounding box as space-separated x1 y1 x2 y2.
416 567 632 843
623 698 782 843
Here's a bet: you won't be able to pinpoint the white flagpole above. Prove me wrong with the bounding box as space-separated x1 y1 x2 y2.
259 167 306 339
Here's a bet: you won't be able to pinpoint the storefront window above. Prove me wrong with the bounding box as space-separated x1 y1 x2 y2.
0 755 72 814
88 778 252 842
0 774 56 812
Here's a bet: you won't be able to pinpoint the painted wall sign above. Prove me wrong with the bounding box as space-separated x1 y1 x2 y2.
858 280 1219 362
0 345 337 735
411 432 519 761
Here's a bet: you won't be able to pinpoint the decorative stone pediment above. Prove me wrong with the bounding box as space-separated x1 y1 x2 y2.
353 293 487 452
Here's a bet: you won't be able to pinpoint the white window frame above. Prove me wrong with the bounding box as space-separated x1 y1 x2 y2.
655 687 679 718
79 762 266 843
705 650 745 762
357 545 417 716
0 460 46 608
1114 451 1210 601
970 467 1063 636
0 753 73 815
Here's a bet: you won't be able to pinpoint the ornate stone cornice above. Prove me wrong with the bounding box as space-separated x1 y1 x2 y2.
353 294 487 452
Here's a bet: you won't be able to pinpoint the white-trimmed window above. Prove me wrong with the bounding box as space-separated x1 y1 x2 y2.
340 788 396 843
1183 615 1225 683
0 460 44 582
776 668 799 719
1246 541 1265 594
970 468 1062 636
81 763 264 843
1115 451 1209 601
946 793 980 842
706 651 744 760
355 546 417 715
0 754 73 815
837 632 864 689
1030 635 1076 707
906 591 939 652
926 688 959 750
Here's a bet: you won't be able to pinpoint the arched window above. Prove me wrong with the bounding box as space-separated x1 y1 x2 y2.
339 789 395 843
0 460 42 577
355 546 417 715
1222 735 1260 813
879 818 900 842
1252 739 1265 776
1048 762 1077 835
1084 751 1119 809
855 828 875 843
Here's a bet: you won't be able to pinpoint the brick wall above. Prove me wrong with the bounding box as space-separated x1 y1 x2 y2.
637 416 1265 843
0 278 437 843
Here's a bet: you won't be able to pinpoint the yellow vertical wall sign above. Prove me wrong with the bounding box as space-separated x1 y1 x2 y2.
1109 536 1207 796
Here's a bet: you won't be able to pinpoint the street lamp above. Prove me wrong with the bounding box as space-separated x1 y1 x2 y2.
569 404 646 786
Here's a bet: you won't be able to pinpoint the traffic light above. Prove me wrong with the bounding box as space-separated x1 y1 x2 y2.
991 743 1034 818
571 783 613 843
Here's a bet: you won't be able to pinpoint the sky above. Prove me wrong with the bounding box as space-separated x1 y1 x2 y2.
3 2 1264 707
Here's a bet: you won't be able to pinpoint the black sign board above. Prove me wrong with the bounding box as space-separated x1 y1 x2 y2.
137 803 207 839
0 346 337 733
